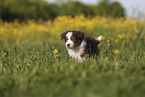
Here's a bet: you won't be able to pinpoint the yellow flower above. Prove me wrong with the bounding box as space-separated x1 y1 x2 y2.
109 37 114 41
115 39 119 43
65 63 68 65
118 34 123 39
132 35 137 40
53 49 58 54
114 49 120 55
102 36 105 40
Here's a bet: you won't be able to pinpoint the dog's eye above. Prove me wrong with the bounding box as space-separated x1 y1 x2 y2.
66 37 68 40
72 39 75 41
71 37 75 41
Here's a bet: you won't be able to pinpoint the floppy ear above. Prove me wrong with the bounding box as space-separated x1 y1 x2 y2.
61 31 67 40
76 31 85 40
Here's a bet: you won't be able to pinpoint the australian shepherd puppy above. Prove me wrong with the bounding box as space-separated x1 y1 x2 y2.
61 30 102 61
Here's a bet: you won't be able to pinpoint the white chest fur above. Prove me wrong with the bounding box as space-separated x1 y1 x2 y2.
67 40 86 61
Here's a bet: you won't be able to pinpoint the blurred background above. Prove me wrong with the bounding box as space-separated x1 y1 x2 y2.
0 0 144 21
48 0 145 17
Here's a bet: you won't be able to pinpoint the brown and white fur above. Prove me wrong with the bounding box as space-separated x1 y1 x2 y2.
61 30 102 62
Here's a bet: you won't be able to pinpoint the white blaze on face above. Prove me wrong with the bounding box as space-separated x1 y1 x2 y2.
66 32 74 48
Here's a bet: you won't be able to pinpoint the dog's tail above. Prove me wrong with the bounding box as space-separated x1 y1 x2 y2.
95 35 102 56
97 35 102 41
96 35 102 43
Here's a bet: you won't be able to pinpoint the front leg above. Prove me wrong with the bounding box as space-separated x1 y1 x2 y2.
67 49 75 58
78 56 85 62
77 50 85 62
78 56 82 62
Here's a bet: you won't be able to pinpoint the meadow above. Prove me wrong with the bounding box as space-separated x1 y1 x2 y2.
0 15 145 97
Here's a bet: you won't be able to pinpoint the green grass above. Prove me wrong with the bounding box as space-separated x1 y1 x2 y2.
0 38 145 97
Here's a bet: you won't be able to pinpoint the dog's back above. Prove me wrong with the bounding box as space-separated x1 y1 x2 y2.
84 36 100 57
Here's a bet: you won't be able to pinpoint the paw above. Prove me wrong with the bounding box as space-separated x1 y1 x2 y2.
78 56 85 62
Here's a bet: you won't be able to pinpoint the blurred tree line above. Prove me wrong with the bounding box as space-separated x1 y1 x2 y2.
0 0 125 21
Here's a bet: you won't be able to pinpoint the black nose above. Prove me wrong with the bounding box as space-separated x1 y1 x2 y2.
67 44 70 47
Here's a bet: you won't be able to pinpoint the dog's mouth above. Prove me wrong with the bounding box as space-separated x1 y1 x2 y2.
66 46 74 49
66 43 74 48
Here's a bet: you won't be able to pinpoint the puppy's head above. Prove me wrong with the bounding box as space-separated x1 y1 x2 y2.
61 30 85 48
